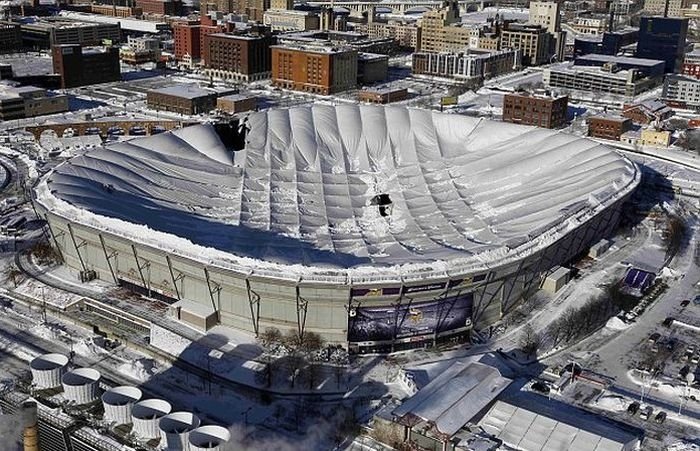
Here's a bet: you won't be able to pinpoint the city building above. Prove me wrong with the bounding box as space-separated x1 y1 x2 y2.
588 115 633 140
20 17 121 48
682 48 700 78
529 1 560 33
644 0 684 17
121 35 161 64
271 44 357 94
544 62 662 98
276 30 395 55
51 44 121 89
500 23 552 66
135 0 183 16
357 53 388 84
640 128 672 146
662 74 700 108
0 84 69 119
355 12 420 50
263 9 320 32
0 64 12 80
216 94 257 114
235 0 270 22
478 399 642 451
635 16 688 73
622 99 673 124
387 362 512 450
173 21 226 67
574 53 665 78
573 28 638 57
411 49 522 84
418 0 471 53
147 84 222 115
57 11 168 34
202 32 274 81
358 86 408 104
572 15 609 35
0 21 23 53
89 4 143 17
502 92 568 128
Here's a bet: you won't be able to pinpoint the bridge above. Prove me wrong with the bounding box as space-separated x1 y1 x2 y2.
305 0 495 16
25 120 196 140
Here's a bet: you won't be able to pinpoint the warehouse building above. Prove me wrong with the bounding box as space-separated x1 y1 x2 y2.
146 84 230 115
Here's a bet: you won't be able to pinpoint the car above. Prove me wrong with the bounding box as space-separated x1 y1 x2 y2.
666 338 677 352
692 354 700 365
531 381 550 394
640 406 653 421
687 346 696 354
648 333 661 344
694 295 700 305
627 402 640 415
654 411 667 424
679 365 691 379
681 300 690 307
663 317 675 327
682 352 692 362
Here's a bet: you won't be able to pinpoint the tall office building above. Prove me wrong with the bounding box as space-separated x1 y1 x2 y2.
635 16 688 73
529 1 560 34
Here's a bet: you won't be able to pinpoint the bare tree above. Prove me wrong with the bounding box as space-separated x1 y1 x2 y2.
4 264 23 288
519 324 541 357
258 327 282 349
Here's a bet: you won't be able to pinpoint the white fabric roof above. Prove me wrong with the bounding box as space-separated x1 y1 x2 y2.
392 361 511 437
479 401 639 451
41 105 639 283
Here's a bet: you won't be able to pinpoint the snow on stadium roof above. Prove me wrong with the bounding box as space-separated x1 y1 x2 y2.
38 104 639 283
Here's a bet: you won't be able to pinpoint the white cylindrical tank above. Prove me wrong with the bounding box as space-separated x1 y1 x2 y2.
101 386 142 426
61 368 101 405
131 399 172 440
159 412 201 451
189 426 231 451
30 353 68 390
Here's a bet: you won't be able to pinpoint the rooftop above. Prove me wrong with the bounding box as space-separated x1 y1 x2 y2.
39 105 639 282
576 53 665 68
393 362 511 437
149 84 216 99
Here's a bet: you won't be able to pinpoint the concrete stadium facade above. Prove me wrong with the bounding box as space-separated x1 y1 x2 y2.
34 106 640 353
36 182 636 353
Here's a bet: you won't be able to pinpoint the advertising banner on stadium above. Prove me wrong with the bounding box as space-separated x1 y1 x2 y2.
347 292 473 343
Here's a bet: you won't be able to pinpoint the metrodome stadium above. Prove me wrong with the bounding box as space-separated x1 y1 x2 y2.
34 104 640 353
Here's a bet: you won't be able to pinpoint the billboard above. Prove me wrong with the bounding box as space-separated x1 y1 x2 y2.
348 292 473 343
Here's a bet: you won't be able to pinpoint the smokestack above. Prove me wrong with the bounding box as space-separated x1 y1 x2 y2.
608 1 614 33
21 401 39 451
664 0 669 17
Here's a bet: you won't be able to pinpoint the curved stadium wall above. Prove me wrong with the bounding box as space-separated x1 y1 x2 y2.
34 105 640 353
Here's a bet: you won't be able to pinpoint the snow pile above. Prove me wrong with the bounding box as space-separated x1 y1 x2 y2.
668 443 700 451
594 395 627 412
605 316 630 331
72 338 109 358
116 359 158 382
14 278 83 309
36 105 640 283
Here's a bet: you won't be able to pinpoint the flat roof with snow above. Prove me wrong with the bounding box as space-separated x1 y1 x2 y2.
479 400 641 451
393 361 511 437
38 105 638 282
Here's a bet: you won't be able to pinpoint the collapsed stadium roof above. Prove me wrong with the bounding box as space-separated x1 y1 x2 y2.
37 104 639 284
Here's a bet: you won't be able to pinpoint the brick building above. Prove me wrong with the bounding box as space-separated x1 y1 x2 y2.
621 99 673 124
135 0 182 15
52 44 121 88
89 4 143 17
217 94 257 113
683 48 700 79
358 87 408 104
173 21 226 66
0 21 23 53
203 33 274 81
502 92 568 128
147 84 221 115
588 115 632 140
271 44 357 95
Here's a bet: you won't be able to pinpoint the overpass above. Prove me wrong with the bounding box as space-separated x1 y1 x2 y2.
305 0 495 16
